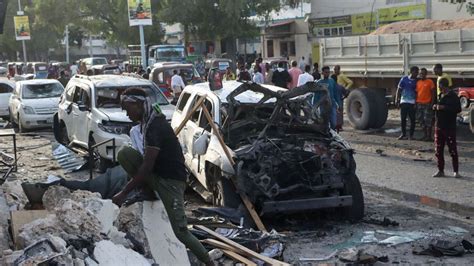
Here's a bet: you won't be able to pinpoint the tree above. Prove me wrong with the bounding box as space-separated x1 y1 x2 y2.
159 0 282 48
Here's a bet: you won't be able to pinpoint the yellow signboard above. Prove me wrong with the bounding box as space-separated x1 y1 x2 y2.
351 12 376 35
352 4 426 34
378 4 425 22
14 16 31 41
128 0 152 26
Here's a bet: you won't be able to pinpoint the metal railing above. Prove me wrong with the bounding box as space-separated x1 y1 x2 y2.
88 138 116 180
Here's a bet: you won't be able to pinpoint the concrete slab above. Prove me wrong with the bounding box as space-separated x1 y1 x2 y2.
10 210 50 248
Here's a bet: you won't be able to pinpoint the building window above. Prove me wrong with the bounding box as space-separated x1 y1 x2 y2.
280 41 296 57
267 40 274 58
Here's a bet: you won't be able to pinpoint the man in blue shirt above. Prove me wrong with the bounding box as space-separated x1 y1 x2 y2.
316 66 339 129
396 66 419 140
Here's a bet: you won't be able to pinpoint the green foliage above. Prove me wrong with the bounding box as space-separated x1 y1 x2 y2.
159 0 282 41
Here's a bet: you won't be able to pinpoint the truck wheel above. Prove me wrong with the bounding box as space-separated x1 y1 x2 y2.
460 96 470 109
341 172 364 222
346 89 374 130
369 90 388 129
209 166 240 208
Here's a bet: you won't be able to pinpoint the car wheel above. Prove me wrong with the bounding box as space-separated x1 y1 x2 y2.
346 89 374 130
340 172 364 222
209 166 240 208
89 137 113 173
460 96 470 109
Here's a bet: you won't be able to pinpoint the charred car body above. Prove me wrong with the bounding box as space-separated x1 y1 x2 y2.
171 81 364 220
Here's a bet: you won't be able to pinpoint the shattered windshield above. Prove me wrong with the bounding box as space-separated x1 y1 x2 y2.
95 85 168 108
22 83 64 99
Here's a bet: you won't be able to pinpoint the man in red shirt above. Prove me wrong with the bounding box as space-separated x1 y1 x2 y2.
416 68 436 141
288 60 302 89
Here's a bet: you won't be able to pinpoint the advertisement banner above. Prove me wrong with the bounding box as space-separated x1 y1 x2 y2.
351 12 376 35
14 15 31 40
128 0 152 26
378 4 425 23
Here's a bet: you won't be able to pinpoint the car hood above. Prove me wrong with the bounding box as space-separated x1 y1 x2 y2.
22 97 60 108
98 104 175 122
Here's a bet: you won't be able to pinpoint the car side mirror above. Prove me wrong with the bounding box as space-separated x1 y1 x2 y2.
192 132 209 156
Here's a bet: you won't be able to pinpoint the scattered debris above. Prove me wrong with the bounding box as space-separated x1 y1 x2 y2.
338 248 387 264
413 239 467 257
41 185 72 210
298 250 338 262
51 143 86 173
361 231 379 244
375 149 387 157
363 217 400 227
385 128 401 134
13 235 68 265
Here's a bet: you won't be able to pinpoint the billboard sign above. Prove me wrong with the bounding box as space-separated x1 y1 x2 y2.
128 0 152 26
14 16 31 40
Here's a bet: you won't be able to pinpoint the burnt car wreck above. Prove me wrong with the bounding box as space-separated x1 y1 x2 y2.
172 81 364 221
222 82 364 220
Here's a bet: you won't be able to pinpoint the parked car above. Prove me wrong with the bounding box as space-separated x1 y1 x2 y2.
263 58 289 71
90 64 121 75
150 62 202 99
81 57 109 70
457 87 474 109
9 79 64 132
204 58 233 77
0 67 8 78
170 80 364 221
53 74 175 171
0 78 15 120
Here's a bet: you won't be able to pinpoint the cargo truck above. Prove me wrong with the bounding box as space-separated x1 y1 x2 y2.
319 28 474 130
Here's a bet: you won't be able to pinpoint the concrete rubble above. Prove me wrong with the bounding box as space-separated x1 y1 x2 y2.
2 185 193 265
116 201 190 265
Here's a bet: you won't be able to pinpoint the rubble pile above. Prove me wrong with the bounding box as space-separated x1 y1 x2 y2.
371 19 474 35
2 186 155 265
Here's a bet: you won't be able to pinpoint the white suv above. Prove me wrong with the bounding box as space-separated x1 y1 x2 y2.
54 74 175 170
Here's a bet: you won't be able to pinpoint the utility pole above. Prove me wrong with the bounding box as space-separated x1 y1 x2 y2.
139 25 146 68
17 0 27 62
65 25 69 63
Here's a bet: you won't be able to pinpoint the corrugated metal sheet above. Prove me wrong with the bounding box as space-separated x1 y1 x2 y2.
51 143 86 173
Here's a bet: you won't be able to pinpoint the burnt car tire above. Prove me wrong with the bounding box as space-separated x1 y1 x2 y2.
209 166 241 209
341 173 364 222
346 89 374 130
369 90 388 129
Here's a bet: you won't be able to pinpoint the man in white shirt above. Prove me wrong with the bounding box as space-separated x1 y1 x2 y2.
170 69 185 103
70 63 78 76
297 65 314 87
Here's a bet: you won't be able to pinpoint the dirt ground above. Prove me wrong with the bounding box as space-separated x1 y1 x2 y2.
0 106 473 264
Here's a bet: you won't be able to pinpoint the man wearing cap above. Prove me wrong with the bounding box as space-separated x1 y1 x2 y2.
112 88 211 264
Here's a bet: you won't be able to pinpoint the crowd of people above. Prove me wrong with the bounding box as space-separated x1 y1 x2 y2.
395 63 462 178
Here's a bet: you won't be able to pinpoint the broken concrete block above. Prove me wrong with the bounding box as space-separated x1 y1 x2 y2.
18 215 63 248
11 210 50 248
93 240 151 266
107 226 132 248
55 199 102 242
72 191 119 234
2 250 23 266
116 201 190 265
209 248 224 260
3 180 28 208
42 185 72 211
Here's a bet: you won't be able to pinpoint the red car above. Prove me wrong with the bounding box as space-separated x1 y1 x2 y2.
457 87 474 109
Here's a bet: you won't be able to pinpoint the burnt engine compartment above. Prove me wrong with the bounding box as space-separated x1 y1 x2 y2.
234 135 354 204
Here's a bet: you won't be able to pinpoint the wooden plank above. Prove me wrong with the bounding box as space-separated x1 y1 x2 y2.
201 105 267 232
202 238 240 253
11 210 50 248
174 96 206 135
195 225 290 266
221 249 257 266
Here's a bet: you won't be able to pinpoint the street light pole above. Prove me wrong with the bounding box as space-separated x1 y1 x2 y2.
139 25 146 68
65 25 69 63
17 0 27 62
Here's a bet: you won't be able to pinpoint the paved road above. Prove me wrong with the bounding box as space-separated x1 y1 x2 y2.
354 150 474 210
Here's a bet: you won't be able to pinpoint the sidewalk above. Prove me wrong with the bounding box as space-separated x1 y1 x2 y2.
354 150 474 217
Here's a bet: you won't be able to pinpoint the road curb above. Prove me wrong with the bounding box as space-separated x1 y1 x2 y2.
362 182 474 218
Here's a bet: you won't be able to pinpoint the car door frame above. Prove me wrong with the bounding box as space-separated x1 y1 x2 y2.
70 84 91 146
9 83 22 123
